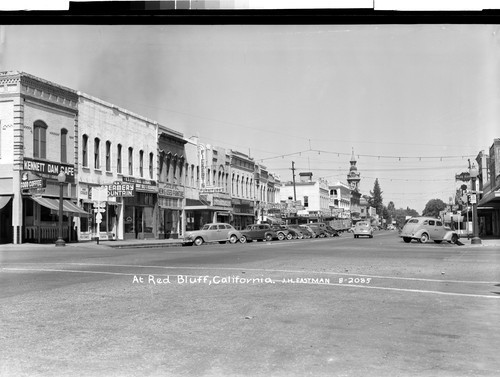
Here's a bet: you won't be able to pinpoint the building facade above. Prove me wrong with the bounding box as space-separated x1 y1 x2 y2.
328 181 351 219
477 138 500 237
76 93 159 241
229 150 255 230
279 172 330 220
184 141 233 230
0 71 87 244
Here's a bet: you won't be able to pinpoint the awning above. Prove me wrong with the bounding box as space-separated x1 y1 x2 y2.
0 195 12 210
32 197 90 217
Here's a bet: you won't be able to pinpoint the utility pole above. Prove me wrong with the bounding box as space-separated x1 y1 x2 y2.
291 161 297 202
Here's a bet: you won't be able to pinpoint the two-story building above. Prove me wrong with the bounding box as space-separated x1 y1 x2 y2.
0 71 89 244
328 181 351 219
279 172 330 221
476 138 500 237
229 150 255 230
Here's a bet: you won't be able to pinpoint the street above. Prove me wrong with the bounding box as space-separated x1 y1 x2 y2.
1 231 499 377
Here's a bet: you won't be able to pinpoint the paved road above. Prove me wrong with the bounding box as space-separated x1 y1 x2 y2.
1 231 499 377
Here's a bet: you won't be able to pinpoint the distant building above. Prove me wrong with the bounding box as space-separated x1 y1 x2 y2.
279 172 330 220
328 181 351 219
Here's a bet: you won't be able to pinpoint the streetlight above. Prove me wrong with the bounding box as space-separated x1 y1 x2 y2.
469 163 482 245
55 171 66 247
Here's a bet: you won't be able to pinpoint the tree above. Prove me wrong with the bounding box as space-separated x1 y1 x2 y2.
422 199 447 218
370 178 384 215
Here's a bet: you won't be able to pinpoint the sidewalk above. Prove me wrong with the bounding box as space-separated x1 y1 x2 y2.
460 237 500 248
73 238 186 249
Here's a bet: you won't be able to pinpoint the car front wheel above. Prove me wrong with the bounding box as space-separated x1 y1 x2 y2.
265 234 273 242
194 237 204 246
239 235 247 243
277 233 285 241
229 234 238 244
286 233 293 240
403 237 412 243
451 234 459 244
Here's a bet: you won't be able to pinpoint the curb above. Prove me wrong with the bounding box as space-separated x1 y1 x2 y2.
104 242 185 249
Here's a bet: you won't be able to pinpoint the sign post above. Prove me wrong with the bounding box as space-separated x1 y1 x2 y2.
91 186 108 244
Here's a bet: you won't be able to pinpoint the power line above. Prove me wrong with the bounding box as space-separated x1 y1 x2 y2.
259 148 476 162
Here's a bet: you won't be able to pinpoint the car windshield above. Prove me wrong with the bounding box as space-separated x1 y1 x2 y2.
201 225 210 230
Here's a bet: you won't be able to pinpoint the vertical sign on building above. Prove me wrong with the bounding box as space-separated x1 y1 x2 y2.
198 143 206 189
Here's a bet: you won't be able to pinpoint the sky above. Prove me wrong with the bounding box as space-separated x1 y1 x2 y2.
0 22 499 213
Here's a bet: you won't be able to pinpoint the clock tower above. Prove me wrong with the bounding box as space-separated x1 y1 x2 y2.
347 148 361 192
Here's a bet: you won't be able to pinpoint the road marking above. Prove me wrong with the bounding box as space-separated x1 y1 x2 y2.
1 267 498 299
33 262 500 285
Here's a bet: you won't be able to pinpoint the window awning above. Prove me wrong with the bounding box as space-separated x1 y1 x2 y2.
32 197 90 217
0 195 12 210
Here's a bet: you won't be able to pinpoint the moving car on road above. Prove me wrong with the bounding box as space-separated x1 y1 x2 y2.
239 224 278 243
400 217 459 244
353 221 373 238
183 223 242 246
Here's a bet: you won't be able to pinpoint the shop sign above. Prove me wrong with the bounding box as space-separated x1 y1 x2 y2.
213 197 232 208
158 182 184 198
198 144 207 189
234 207 254 214
106 181 135 197
91 186 109 201
20 178 45 190
23 157 75 183
79 186 89 200
200 187 224 194
122 176 158 193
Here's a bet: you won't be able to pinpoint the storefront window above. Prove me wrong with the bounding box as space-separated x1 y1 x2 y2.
80 203 92 232
124 206 134 234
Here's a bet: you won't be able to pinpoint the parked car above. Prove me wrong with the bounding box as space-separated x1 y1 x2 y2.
269 224 294 240
304 224 329 238
288 225 312 239
183 223 242 246
353 221 373 238
281 225 305 239
239 224 278 243
299 225 317 238
324 225 340 237
400 217 459 244
311 222 339 237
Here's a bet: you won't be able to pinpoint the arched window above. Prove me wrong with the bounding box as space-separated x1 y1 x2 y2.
33 121 47 159
139 150 144 177
60 128 68 163
149 152 154 179
117 144 122 174
105 141 111 171
82 134 88 167
128 147 133 175
94 138 100 169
